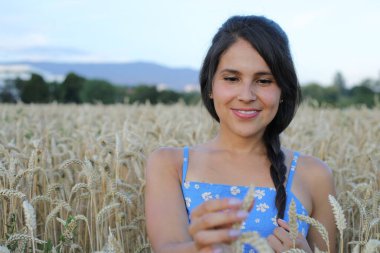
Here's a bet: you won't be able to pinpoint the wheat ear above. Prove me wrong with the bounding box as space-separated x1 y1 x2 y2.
328 195 346 253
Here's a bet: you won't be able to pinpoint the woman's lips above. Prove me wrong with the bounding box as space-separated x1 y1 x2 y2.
231 109 260 119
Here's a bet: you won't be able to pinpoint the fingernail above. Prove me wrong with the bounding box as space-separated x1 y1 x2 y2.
229 229 241 238
228 198 242 206
236 210 248 218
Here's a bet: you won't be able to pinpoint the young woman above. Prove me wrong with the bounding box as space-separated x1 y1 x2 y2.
145 15 336 253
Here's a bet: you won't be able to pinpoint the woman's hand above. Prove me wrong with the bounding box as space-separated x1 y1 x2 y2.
188 198 249 253
267 219 312 253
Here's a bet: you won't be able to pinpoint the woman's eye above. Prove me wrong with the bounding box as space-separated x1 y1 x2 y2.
223 77 239 82
257 79 273 85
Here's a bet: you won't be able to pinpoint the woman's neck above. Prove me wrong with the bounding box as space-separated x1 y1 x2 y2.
211 128 267 156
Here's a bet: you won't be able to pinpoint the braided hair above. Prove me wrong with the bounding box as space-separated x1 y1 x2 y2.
199 15 301 219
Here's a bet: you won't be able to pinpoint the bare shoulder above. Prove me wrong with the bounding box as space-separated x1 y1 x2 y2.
296 153 335 199
145 147 184 182
147 147 183 167
298 154 333 182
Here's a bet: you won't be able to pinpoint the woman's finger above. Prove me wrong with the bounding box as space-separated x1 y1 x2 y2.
272 226 292 247
190 198 242 219
277 218 290 231
267 234 285 252
188 209 248 235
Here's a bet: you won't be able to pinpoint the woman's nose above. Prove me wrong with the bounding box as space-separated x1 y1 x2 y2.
237 83 256 101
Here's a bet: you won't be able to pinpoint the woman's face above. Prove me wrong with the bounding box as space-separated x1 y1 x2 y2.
211 38 282 139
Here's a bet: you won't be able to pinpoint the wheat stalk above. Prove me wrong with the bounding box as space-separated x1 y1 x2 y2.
289 199 298 248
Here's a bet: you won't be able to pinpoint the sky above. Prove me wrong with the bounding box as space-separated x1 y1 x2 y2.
0 0 379 86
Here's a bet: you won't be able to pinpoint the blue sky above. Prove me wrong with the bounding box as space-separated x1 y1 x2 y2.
1 0 379 86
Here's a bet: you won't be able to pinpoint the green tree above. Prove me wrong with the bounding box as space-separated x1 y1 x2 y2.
48 81 61 102
333 72 347 95
157 90 180 104
20 74 50 103
301 83 326 104
127 85 159 104
180 91 201 105
348 85 376 107
80 79 116 104
61 72 86 103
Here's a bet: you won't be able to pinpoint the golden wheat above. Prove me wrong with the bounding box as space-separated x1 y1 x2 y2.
0 103 378 252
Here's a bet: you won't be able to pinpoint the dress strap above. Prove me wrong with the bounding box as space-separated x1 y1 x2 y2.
182 146 189 183
285 151 300 192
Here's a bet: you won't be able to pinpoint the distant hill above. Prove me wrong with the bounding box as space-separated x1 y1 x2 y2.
0 61 200 91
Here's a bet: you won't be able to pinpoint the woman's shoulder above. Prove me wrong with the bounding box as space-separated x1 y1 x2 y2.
145 147 185 183
294 151 335 197
147 146 184 169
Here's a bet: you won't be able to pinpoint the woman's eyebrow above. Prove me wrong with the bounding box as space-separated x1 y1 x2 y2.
219 69 240 75
255 71 273 76
219 69 273 76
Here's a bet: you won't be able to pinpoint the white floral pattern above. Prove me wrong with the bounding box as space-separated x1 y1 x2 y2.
256 203 269 212
230 186 240 195
271 216 278 226
201 192 212 201
255 218 260 223
194 184 200 189
254 189 265 199
185 197 191 207
184 181 190 189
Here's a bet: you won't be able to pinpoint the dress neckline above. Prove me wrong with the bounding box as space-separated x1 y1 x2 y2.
185 180 276 191
183 179 309 215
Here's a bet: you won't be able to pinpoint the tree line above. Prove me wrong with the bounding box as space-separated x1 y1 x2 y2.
0 72 200 105
0 71 379 107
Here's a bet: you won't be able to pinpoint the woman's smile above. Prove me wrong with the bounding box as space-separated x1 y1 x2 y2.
231 108 261 119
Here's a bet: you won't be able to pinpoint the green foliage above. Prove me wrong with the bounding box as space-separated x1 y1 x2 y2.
181 91 201 105
80 79 116 104
157 89 181 104
127 85 159 104
301 72 379 108
60 72 86 103
20 73 50 103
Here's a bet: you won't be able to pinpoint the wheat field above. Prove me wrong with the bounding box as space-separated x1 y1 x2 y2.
0 103 379 253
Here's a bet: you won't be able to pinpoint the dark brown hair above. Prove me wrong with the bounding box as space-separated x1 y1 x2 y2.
199 15 301 219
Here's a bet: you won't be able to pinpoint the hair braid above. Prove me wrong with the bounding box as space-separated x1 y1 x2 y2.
264 134 287 219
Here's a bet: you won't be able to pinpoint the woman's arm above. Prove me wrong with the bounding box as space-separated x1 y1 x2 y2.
303 156 337 253
145 147 196 253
